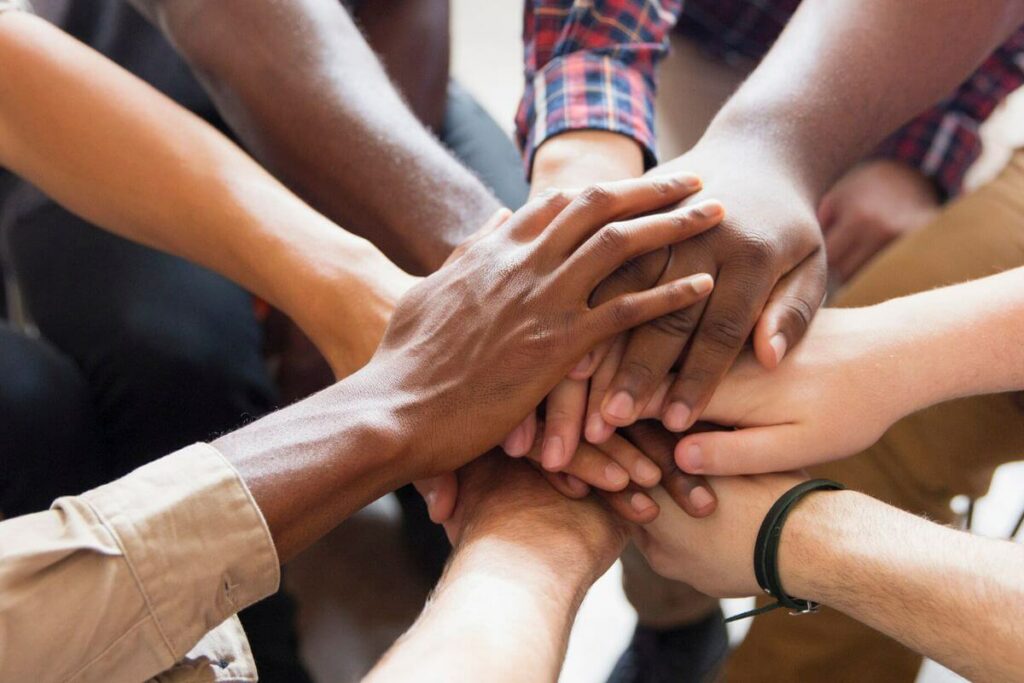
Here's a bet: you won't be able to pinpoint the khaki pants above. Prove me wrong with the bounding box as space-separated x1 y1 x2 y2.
626 34 1024 681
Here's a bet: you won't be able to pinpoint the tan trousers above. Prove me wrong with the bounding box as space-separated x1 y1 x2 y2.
626 34 1024 681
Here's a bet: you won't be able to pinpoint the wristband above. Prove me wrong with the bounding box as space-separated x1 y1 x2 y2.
725 478 845 623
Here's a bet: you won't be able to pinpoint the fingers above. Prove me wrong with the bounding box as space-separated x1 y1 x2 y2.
565 200 725 291
527 441 630 491
539 378 588 470
752 251 826 368
675 425 806 475
623 421 718 517
597 433 663 488
589 273 715 346
599 485 661 524
540 173 703 254
502 411 538 457
414 472 459 523
504 188 575 242
537 467 592 499
658 270 772 432
585 334 626 444
443 208 513 266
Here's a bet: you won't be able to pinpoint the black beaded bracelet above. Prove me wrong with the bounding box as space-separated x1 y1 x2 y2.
725 479 845 623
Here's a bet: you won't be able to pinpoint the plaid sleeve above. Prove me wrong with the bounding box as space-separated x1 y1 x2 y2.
516 0 683 177
874 25 1024 199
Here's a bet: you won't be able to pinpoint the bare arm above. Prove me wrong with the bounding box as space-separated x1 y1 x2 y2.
367 454 626 683
129 0 500 274
0 11 414 376
634 471 1024 682
783 491 1024 682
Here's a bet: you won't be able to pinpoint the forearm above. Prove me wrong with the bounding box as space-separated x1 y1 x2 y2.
132 0 499 273
700 0 1024 199
782 491 1024 681
214 366 410 563
0 12 405 334
366 537 589 682
871 266 1024 411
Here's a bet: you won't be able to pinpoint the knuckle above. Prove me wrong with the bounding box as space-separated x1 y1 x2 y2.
648 307 699 338
595 223 629 255
535 189 572 212
609 296 639 328
617 358 660 388
578 183 616 210
734 233 778 269
775 294 814 333
649 177 674 195
701 314 749 352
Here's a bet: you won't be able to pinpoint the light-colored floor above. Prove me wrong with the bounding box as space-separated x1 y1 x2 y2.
290 3 1024 682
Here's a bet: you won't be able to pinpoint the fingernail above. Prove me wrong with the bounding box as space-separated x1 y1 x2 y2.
504 424 527 456
605 463 630 488
541 436 565 471
571 353 592 377
692 199 724 218
769 333 788 365
585 413 606 443
680 443 703 472
690 485 714 511
690 273 714 294
634 459 661 485
564 474 590 496
604 391 635 422
631 492 656 513
663 402 692 432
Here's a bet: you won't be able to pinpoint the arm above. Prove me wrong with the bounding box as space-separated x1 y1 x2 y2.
634 474 1024 682
0 11 415 377
367 454 626 682
0 178 713 679
591 0 1024 438
129 0 499 274
783 490 1024 682
668 266 1024 475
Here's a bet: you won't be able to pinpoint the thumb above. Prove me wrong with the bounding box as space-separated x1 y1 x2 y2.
413 472 459 523
674 425 806 476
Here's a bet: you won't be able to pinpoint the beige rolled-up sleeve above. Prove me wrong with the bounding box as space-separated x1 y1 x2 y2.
0 443 280 683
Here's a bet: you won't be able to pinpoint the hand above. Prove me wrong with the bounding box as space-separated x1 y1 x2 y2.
632 471 805 597
820 159 939 283
370 174 717 478
434 452 629 584
591 141 828 437
672 306 915 476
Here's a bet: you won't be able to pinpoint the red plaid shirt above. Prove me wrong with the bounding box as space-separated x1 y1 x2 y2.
517 0 1024 198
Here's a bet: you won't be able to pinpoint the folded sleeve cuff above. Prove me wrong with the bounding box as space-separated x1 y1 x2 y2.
82 443 280 662
517 52 658 178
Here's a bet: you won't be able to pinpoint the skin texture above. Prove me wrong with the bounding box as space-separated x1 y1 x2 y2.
634 480 1024 682
129 0 499 275
585 0 1024 439
367 454 627 683
667 266 1024 475
820 159 940 282
214 174 718 562
350 0 451 132
0 12 415 379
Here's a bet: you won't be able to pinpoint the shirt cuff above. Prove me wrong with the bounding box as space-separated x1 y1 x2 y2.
82 442 280 662
517 52 658 178
872 110 983 200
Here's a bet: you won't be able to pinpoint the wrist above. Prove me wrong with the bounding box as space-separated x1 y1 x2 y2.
532 130 644 193
449 535 593 610
777 489 864 604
